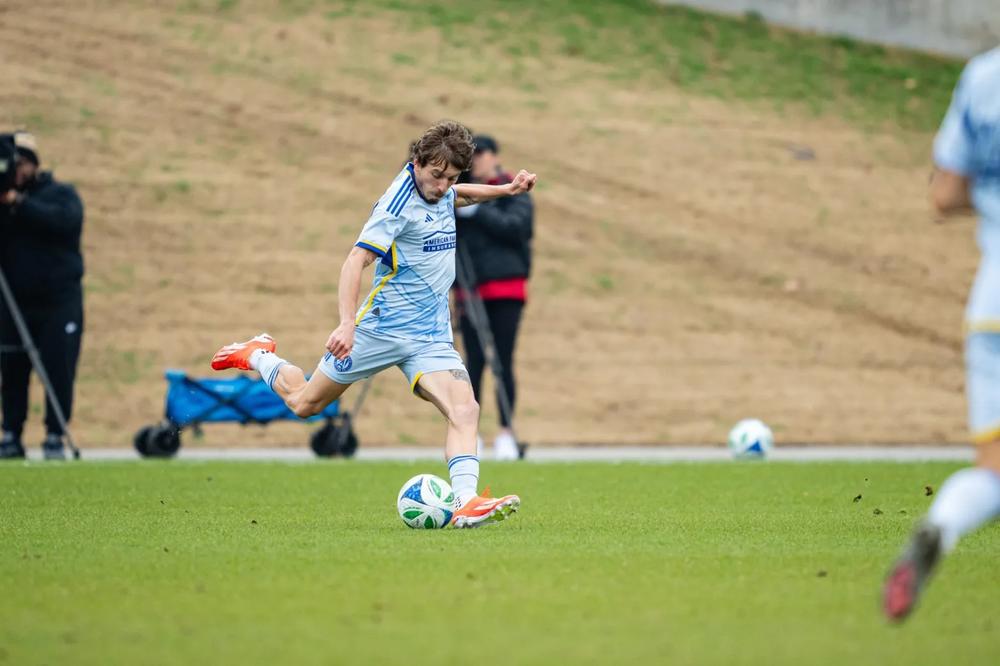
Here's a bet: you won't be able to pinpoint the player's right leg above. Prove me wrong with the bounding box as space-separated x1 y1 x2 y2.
883 332 1000 622
210 333 351 418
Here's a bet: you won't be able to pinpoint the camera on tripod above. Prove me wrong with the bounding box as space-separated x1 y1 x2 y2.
0 134 17 193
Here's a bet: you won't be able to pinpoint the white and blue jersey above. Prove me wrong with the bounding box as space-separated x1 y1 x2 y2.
354 163 458 342
934 47 1000 329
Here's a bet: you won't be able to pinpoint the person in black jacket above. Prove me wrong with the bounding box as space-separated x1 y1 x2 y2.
0 132 85 460
455 135 533 460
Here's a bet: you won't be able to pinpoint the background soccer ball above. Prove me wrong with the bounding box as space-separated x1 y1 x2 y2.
396 474 455 529
727 419 774 459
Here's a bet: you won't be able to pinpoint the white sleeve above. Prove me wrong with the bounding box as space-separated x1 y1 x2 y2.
933 66 975 176
356 207 407 257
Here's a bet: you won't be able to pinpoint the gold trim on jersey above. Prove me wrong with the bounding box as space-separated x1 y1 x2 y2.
355 242 397 325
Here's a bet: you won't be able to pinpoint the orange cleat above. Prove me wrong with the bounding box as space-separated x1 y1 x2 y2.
450 488 520 528
210 333 276 371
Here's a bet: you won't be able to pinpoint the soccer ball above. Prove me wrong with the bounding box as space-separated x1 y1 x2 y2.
727 419 774 459
396 474 455 529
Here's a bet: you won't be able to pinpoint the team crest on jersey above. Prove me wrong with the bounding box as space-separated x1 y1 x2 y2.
422 229 456 252
333 356 353 372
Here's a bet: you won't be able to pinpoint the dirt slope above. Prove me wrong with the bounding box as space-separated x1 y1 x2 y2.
0 1 976 448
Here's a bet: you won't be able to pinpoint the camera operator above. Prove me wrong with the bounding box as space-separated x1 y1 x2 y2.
0 132 85 460
455 135 533 460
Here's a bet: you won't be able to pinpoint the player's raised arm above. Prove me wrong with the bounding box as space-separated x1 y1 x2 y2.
453 169 536 208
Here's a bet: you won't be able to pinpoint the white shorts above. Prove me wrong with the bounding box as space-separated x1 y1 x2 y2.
966 332 1000 443
317 327 465 396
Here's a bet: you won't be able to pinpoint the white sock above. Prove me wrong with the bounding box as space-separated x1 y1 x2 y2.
253 351 288 390
926 467 1000 552
248 348 265 370
448 454 479 506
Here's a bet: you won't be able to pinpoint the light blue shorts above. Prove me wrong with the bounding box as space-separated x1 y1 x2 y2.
317 327 466 397
966 332 1000 442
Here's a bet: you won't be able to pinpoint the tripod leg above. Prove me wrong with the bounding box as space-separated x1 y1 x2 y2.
455 248 520 450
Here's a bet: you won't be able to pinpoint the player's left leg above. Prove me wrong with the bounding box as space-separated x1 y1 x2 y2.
403 345 520 528
883 332 1000 622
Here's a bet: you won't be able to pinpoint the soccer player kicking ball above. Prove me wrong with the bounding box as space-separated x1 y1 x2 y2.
211 121 535 528
883 48 1000 621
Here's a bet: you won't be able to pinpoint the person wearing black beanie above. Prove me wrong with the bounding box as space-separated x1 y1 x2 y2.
455 134 533 460
0 131 85 460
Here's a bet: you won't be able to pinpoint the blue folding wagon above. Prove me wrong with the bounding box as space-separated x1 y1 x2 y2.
133 370 363 458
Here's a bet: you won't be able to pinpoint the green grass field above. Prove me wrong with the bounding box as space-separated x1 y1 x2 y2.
1 461 997 665
355 0 962 131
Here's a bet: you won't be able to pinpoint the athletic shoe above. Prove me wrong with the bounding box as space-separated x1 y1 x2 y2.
450 488 520 528
494 431 520 461
883 522 942 622
211 333 276 371
0 432 24 460
42 434 66 461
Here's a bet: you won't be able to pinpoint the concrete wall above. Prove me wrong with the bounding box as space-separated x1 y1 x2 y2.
666 0 1000 57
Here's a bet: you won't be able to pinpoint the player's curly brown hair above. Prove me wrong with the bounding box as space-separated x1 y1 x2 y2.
411 121 474 171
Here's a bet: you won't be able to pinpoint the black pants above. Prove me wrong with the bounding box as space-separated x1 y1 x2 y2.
0 290 83 438
459 298 523 428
